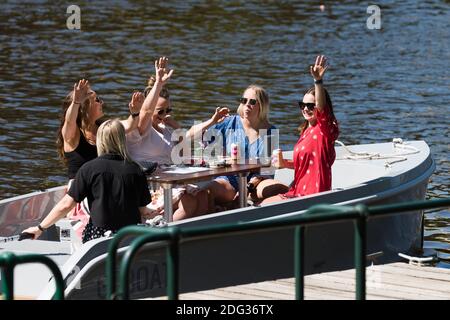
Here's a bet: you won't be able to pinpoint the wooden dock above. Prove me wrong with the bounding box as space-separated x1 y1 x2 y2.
160 263 450 300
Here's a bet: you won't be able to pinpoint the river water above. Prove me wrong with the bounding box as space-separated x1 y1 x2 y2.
0 1 448 267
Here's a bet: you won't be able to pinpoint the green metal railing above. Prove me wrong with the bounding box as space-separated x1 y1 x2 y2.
0 252 65 300
107 198 450 300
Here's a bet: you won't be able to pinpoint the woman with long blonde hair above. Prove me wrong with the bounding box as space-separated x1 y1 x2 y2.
187 84 287 208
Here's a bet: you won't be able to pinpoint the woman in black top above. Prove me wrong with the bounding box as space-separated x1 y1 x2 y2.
57 80 143 237
56 79 102 179
57 80 143 178
24 119 154 243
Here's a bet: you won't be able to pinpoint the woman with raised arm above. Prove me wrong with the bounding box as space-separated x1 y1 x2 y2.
126 58 178 164
23 119 154 243
261 55 339 204
57 80 142 237
56 79 102 180
126 57 212 221
57 80 143 177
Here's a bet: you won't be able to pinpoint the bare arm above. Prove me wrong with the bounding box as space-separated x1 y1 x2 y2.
186 106 230 139
310 55 329 112
22 194 77 240
139 57 174 135
62 79 91 150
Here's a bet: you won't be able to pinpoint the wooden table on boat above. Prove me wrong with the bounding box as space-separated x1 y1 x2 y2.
147 163 263 222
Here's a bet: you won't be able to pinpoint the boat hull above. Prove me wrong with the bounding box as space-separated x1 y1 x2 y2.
0 140 436 299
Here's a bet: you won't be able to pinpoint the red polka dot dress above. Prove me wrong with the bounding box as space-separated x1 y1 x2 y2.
284 104 339 198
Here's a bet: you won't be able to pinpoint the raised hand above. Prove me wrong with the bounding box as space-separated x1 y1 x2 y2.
310 55 329 81
154 56 174 85
72 79 90 104
211 106 230 124
129 91 144 114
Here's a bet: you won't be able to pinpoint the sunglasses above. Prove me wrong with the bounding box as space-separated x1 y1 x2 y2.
239 97 257 106
298 102 315 111
95 96 103 103
157 108 172 115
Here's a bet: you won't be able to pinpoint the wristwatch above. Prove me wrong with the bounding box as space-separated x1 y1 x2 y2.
37 224 46 232
131 112 140 118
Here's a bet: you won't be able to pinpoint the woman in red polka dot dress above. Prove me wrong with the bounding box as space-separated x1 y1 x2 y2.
261 55 339 204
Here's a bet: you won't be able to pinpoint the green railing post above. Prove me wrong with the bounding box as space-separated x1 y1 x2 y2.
354 204 368 300
118 233 159 300
0 252 65 300
106 225 154 299
294 225 305 300
166 228 180 300
117 227 179 300
0 252 15 300
107 198 449 301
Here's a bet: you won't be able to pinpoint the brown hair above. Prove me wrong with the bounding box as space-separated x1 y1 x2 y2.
144 75 169 99
298 87 335 135
56 90 92 164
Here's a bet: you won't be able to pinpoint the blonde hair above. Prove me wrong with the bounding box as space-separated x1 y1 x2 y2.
96 119 134 162
237 84 270 123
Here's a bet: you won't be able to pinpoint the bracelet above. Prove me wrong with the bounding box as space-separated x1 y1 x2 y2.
73 101 82 105
131 112 140 118
37 224 46 232
314 79 323 85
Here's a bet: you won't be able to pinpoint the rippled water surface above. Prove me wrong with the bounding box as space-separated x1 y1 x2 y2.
0 1 448 267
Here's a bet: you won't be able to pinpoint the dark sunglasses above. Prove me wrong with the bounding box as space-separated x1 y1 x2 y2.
239 97 257 106
95 96 103 103
157 108 172 115
298 102 315 111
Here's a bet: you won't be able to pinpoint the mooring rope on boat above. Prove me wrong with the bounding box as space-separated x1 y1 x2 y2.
336 138 420 168
0 235 20 243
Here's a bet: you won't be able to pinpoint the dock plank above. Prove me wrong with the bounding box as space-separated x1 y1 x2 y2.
147 263 450 300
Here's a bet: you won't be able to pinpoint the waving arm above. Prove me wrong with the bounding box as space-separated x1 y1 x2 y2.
138 57 174 135
186 106 230 139
62 79 91 149
309 55 329 112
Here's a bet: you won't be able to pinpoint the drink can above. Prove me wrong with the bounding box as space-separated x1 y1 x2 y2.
272 149 283 168
231 143 239 161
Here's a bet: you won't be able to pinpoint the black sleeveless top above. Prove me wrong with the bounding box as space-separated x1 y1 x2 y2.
64 131 98 179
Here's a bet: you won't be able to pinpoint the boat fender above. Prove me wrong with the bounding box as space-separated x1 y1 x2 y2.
398 252 438 267
145 215 168 228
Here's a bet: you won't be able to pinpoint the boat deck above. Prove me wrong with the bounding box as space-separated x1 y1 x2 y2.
151 262 450 300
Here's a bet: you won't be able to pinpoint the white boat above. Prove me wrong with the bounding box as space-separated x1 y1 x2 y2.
0 139 435 299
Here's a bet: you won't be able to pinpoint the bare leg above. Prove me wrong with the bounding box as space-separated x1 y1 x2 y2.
260 194 286 205
208 179 237 204
255 179 289 200
195 190 212 216
173 194 197 221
